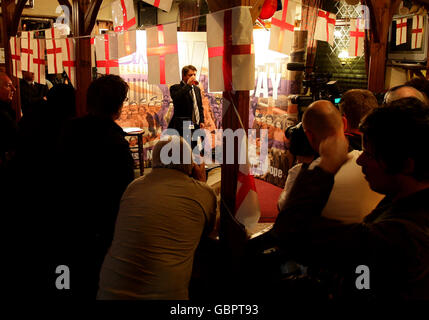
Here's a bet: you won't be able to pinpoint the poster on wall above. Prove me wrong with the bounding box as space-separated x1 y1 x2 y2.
114 31 222 166
102 29 297 188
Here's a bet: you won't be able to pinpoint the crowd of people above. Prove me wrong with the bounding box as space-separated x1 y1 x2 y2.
0 69 428 302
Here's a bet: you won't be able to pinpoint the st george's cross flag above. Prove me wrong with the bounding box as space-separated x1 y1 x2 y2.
90 37 96 68
20 31 34 72
269 0 296 55
314 9 336 46
411 15 424 49
95 33 120 75
118 29 137 58
141 0 173 13
395 17 407 46
32 38 46 84
9 37 22 79
348 18 365 57
235 162 261 234
45 27 64 74
146 22 180 85
112 0 136 32
62 38 76 87
206 7 255 92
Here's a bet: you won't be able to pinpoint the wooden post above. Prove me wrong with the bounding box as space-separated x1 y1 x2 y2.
365 0 402 93
71 0 102 116
206 0 263 264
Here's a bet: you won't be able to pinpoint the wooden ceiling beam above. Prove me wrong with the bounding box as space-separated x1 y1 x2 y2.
84 0 103 35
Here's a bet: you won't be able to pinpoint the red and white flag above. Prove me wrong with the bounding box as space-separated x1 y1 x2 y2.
146 22 180 85
142 0 173 13
95 33 120 75
395 18 407 46
21 31 34 72
207 7 255 92
90 37 96 68
45 27 64 74
269 0 296 55
235 163 261 234
32 38 46 84
112 0 136 32
9 36 22 79
411 15 424 49
348 18 365 57
314 9 336 46
118 29 137 58
62 38 76 87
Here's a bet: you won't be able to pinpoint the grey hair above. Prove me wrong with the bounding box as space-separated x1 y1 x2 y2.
152 135 193 175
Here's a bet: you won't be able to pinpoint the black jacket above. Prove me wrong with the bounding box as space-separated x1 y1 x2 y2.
0 100 18 165
168 81 204 134
19 79 48 115
272 165 429 301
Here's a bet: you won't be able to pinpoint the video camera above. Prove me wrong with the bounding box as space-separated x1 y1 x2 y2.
287 63 342 119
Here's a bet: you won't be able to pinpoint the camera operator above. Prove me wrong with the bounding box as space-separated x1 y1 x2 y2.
277 100 383 223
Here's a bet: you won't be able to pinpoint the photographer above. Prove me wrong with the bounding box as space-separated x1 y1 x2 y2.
277 100 382 223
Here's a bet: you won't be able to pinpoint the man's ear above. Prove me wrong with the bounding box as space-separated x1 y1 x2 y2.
342 116 348 132
304 129 316 150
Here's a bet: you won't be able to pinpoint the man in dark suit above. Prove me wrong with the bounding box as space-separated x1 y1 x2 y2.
19 71 49 116
168 65 205 150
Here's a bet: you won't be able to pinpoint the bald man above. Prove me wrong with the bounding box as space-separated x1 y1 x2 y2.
0 73 18 168
278 100 383 223
384 85 428 104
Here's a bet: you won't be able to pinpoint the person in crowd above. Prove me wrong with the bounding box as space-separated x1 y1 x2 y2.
0 72 17 173
383 84 428 104
16 83 76 173
168 65 205 150
272 97 429 300
339 89 379 150
405 77 429 100
59 74 135 297
19 71 49 116
278 99 383 223
97 136 217 300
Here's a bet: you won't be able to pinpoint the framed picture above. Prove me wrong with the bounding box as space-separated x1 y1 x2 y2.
24 0 34 9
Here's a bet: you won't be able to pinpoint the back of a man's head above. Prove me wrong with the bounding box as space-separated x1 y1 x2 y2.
152 135 193 175
384 85 428 105
360 97 429 181
405 77 429 99
86 75 129 119
302 100 343 149
340 89 378 130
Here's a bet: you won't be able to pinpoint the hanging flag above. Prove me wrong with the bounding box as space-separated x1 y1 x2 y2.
112 0 136 32
314 9 336 46
45 27 64 74
235 162 261 234
32 38 46 85
9 36 22 79
348 18 365 57
207 7 255 92
411 15 423 49
118 29 137 58
269 0 296 55
62 38 76 87
21 31 34 72
395 17 407 45
146 22 180 85
90 36 96 68
141 0 173 13
95 33 120 75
